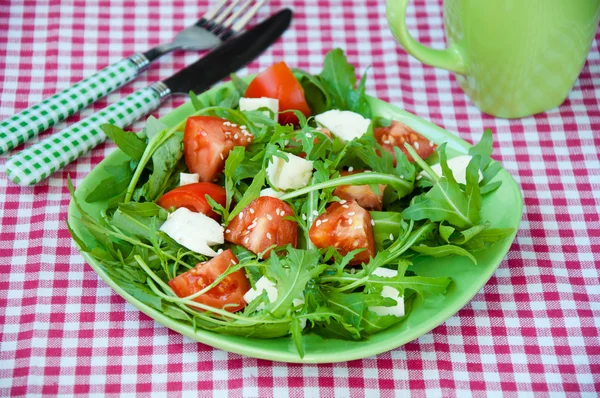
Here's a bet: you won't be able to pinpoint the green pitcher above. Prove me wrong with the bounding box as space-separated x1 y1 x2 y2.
386 0 600 118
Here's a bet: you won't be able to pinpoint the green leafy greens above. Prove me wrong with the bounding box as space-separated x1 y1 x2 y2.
68 49 514 358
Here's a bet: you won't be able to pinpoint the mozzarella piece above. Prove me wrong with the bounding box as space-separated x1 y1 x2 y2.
159 207 224 257
292 296 307 328
419 155 483 185
260 187 284 199
243 276 278 310
314 109 371 142
372 267 398 278
239 97 279 121
266 152 314 191
179 172 199 186
368 286 405 317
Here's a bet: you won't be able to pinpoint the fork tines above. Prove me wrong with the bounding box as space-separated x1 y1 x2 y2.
197 0 268 39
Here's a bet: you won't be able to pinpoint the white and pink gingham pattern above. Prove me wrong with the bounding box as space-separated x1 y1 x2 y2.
1 1 599 396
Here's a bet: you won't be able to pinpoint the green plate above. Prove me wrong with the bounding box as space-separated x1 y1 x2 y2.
68 82 523 363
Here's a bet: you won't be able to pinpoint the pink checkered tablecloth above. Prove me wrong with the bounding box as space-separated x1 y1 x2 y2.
1 0 599 396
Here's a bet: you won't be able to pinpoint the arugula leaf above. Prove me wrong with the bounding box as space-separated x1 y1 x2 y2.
403 143 479 229
264 247 326 318
319 48 371 117
85 160 133 203
227 169 266 223
230 73 248 96
460 228 515 251
101 124 146 160
411 244 477 264
135 117 183 202
370 211 406 250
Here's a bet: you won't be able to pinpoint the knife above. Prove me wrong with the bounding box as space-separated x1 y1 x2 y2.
6 9 292 186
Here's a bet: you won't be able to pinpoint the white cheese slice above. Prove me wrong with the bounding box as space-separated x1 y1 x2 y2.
179 172 199 186
372 267 398 278
368 286 405 317
243 276 278 310
419 155 484 185
266 152 314 191
314 109 371 142
159 207 224 257
239 97 279 121
260 187 284 199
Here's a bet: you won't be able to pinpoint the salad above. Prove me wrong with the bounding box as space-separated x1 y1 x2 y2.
69 49 514 357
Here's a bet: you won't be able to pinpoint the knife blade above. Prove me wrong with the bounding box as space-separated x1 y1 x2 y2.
165 8 292 95
6 9 293 186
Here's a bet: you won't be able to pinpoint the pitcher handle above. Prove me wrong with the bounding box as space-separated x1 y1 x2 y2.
386 0 466 75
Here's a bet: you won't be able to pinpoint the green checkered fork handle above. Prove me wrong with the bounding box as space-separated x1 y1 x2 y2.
5 83 168 186
0 55 149 155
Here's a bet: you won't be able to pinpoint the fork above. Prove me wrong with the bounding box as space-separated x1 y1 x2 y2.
0 0 265 155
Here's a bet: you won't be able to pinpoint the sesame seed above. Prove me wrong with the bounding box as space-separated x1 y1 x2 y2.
239 212 244 219
231 123 237 127
240 125 247 129
266 214 273 221
348 211 356 216
316 220 322 227
389 233 394 240
371 219 375 226
429 141 435 147
219 153 224 160
348 219 353 225
339 200 347 204
306 133 312 138
302 214 307 220
247 138 251 142
226 229 231 233
224 131 231 135
308 216 313 223
200 131 207 136
354 226 362 229
223 121 231 126
231 259 236 264
249 208 255 214
383 140 390 144
234 133 238 139
322 219 328 223
414 142 420 150
400 175 404 179
216 248 223 254
266 232 272 240
348 167 354 172
244 237 249 244
248 220 257 230
276 208 282 216
312 210 318 216
342 205 349 209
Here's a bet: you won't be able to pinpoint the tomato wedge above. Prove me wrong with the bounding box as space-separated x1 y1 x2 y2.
157 182 226 220
168 249 250 312
225 196 298 258
309 200 375 265
244 62 311 125
333 170 386 211
374 120 436 163
184 116 253 182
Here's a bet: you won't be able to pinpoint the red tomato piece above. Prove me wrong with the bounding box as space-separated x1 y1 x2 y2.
184 116 253 182
333 170 386 211
225 197 298 258
157 182 226 220
244 62 311 125
374 120 436 163
309 200 375 265
168 249 250 312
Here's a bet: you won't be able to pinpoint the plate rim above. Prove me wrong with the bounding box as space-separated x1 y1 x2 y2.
68 85 523 364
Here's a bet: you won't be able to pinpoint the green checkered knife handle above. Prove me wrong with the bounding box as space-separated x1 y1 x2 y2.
0 55 150 155
5 84 168 186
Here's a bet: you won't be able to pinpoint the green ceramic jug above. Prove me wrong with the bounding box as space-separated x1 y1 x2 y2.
386 0 600 118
